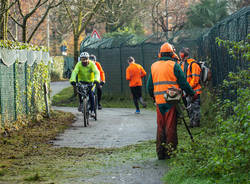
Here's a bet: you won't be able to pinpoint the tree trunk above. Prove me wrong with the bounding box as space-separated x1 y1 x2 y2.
72 34 80 97
165 0 168 39
74 35 79 65
0 0 9 40
22 21 27 42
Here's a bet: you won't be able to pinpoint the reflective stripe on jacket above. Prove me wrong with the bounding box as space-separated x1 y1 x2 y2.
126 63 146 87
187 62 202 94
151 60 180 104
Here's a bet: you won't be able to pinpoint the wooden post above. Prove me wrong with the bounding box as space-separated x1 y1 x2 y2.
43 83 50 118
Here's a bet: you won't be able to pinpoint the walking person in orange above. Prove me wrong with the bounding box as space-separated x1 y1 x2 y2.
126 56 147 114
147 43 197 160
178 48 195 107
89 54 105 110
179 48 202 127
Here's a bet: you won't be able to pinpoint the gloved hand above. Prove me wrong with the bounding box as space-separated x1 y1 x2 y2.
71 81 76 86
94 80 99 85
100 81 105 86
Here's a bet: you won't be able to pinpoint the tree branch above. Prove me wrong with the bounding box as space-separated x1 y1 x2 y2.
17 0 24 17
27 0 64 43
63 1 76 35
25 0 44 19
9 14 22 27
7 29 16 42
79 0 103 34
0 0 17 15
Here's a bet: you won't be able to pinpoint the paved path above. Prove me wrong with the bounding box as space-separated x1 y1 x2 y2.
50 82 168 184
50 81 71 97
52 107 157 148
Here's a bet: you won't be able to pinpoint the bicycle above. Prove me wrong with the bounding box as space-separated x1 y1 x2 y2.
76 82 98 127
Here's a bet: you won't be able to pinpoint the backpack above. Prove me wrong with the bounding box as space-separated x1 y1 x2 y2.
189 61 212 85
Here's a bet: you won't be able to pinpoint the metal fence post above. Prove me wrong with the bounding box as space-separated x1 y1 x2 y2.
13 62 17 120
24 62 28 115
0 62 3 126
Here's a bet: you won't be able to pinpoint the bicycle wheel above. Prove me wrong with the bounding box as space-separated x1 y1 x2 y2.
83 98 89 127
94 94 98 121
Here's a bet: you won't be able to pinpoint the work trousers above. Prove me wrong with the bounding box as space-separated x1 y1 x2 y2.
130 86 142 110
187 95 201 127
96 83 103 105
156 105 177 159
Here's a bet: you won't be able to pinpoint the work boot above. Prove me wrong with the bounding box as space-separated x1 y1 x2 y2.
98 104 102 110
78 103 83 112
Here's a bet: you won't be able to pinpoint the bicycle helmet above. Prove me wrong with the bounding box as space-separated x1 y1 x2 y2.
80 52 89 58
89 54 96 61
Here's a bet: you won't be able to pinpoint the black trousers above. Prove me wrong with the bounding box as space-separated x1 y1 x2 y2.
130 86 142 110
96 83 103 105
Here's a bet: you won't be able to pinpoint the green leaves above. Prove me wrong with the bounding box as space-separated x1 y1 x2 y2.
216 34 250 61
186 0 228 28
0 40 48 51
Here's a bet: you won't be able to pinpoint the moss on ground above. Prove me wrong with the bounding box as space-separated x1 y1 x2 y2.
0 110 157 183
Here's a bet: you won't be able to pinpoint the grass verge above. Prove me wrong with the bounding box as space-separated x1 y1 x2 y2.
52 86 155 109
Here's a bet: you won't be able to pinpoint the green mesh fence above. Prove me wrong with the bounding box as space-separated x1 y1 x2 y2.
197 6 250 87
79 35 198 95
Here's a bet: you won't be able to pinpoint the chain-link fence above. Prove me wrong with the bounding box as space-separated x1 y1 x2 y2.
0 48 51 128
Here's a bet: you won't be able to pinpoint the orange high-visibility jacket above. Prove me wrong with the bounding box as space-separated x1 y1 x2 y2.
95 61 105 82
126 63 146 87
187 61 202 94
180 58 195 72
151 60 180 104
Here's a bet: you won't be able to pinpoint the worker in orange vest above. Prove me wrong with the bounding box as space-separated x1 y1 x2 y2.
179 48 195 107
126 56 147 114
147 43 197 160
179 48 202 127
89 54 105 110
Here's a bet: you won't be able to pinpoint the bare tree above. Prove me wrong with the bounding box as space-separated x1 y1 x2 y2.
50 3 72 54
0 0 17 40
9 0 63 43
63 0 103 65
151 0 192 39
97 0 150 33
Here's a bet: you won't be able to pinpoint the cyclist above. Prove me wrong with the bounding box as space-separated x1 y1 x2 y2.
70 52 100 116
89 54 105 110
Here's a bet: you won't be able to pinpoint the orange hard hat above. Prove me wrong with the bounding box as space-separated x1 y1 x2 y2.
160 42 174 53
